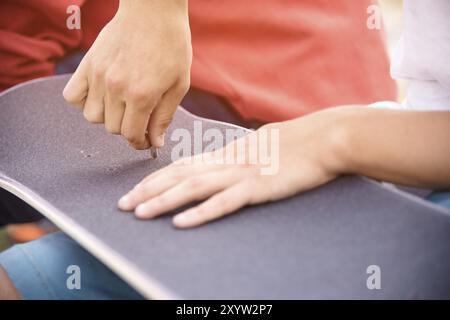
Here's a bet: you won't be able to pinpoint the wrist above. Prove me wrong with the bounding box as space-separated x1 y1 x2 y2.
118 0 188 18
318 107 359 176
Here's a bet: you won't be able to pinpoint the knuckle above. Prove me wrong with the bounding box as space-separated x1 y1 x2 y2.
212 195 228 211
92 64 107 78
123 134 147 150
121 129 139 143
168 167 185 182
126 86 153 103
125 135 142 146
133 186 147 199
83 108 103 123
194 205 206 217
185 177 203 189
105 74 125 93
241 182 254 202
155 195 168 207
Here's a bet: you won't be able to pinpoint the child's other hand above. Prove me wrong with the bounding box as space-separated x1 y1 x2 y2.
63 0 191 149
118 108 350 228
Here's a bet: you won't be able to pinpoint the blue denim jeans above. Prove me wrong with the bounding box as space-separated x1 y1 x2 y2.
0 231 143 299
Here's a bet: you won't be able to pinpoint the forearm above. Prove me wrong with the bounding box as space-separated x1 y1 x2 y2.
118 0 189 24
119 0 188 14
333 107 450 189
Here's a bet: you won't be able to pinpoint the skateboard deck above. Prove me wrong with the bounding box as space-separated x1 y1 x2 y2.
1 75 450 299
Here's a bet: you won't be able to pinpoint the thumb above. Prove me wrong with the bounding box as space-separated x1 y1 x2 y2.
147 87 184 147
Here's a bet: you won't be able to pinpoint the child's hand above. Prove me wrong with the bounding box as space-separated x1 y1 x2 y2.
63 0 191 149
118 109 348 228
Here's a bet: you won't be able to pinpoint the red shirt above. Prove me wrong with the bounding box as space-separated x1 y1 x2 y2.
0 0 396 122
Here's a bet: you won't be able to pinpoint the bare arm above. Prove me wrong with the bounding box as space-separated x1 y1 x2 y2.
118 106 450 228
335 107 450 189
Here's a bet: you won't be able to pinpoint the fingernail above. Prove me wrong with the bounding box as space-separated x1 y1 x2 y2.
154 134 165 148
135 203 148 218
173 213 188 225
118 194 131 210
